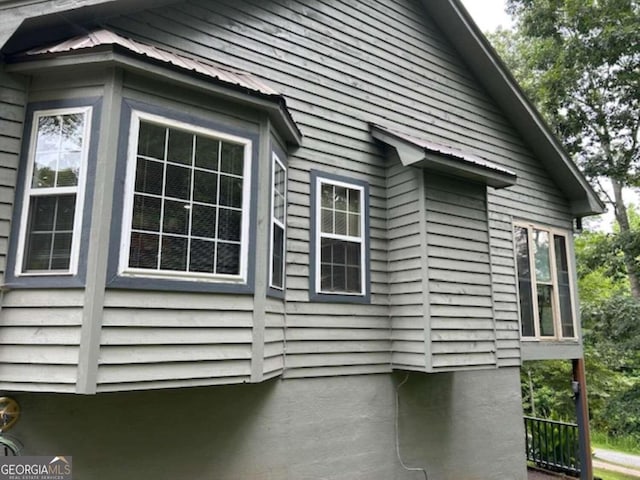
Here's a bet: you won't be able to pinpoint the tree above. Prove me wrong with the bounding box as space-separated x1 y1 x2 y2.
491 0 640 297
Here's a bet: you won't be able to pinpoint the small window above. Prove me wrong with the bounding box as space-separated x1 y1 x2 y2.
16 107 92 275
311 172 369 301
120 111 252 282
515 224 576 339
269 154 286 290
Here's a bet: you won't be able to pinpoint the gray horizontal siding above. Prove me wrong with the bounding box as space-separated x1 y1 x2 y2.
96 291 254 391
426 174 497 370
0 290 83 392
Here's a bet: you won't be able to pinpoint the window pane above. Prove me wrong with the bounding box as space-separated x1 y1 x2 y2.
321 208 333 234
217 242 240 274
191 204 217 238
219 175 242 208
349 189 360 213
271 225 284 288
57 152 80 187
335 211 347 235
160 236 187 271
348 213 360 237
537 284 555 337
193 171 218 204
167 129 193 165
334 186 347 210
129 232 159 269
135 158 164 195
165 164 191 200
218 208 241 241
220 142 244 175
132 195 161 232
138 122 166 159
534 229 551 283
555 235 575 337
195 136 219 170
515 226 535 337
32 152 57 188
189 239 215 273
321 184 333 208
24 195 76 272
163 200 189 235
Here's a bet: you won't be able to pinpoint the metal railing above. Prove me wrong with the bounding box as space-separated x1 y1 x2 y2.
524 416 580 476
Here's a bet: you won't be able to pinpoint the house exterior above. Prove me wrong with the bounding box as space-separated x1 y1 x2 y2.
0 0 603 479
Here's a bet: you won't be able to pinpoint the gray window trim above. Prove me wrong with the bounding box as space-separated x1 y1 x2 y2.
309 170 371 304
106 98 258 293
4 97 102 289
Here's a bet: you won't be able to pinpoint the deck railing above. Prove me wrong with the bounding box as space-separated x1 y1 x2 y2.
524 416 580 476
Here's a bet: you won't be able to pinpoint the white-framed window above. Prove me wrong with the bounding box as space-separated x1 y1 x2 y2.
314 175 366 296
15 106 92 275
514 223 577 339
269 153 286 290
119 110 252 282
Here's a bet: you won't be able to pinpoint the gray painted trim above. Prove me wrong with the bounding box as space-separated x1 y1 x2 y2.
485 187 500 368
266 139 288 300
106 98 259 294
77 68 123 394
309 170 371 304
3 96 102 289
417 168 432 372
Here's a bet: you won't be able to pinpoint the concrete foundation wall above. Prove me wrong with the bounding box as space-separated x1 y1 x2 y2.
8 368 527 480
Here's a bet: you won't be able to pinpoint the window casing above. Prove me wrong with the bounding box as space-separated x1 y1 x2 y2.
119 110 252 283
15 107 92 276
312 174 367 298
514 223 577 340
269 154 286 290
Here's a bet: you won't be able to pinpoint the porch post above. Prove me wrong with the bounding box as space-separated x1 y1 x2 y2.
573 358 593 480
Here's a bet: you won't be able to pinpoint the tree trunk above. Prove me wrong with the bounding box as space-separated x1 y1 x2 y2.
611 178 640 298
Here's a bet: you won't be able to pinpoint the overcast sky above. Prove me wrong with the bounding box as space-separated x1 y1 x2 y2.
459 0 513 32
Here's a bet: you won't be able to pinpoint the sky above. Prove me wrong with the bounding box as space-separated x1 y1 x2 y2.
459 0 513 32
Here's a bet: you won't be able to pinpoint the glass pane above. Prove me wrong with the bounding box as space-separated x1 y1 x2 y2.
29 196 56 231
555 235 575 337
218 208 241 241
57 152 80 187
51 233 72 269
129 232 159 269
132 195 161 232
24 233 52 270
165 164 191 200
167 129 193 165
195 136 219 170
346 266 361 292
163 200 189 235
321 208 333 234
216 242 240 274
191 204 217 238
57 114 84 151
348 213 360 237
220 142 244 175
193 170 218 204
135 158 164 195
32 152 57 188
189 239 215 273
334 211 347 235
274 163 285 194
321 184 333 208
334 186 347 210
274 194 285 224
160 236 187 271
515 227 535 336
534 229 551 283
138 122 166 159
35 116 60 152
537 284 555 337
271 225 284 288
55 195 76 230
219 175 243 208
346 242 360 266
349 189 360 213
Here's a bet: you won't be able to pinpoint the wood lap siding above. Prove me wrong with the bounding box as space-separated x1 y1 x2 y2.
425 174 497 370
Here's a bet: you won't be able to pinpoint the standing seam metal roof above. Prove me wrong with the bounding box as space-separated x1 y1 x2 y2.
24 28 280 98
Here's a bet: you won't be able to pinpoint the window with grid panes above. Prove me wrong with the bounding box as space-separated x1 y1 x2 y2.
17 107 91 275
270 154 286 290
121 112 251 281
315 177 365 295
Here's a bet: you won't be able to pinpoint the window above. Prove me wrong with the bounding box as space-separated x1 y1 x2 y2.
311 172 369 301
120 110 252 282
515 224 576 339
16 107 92 275
269 154 286 290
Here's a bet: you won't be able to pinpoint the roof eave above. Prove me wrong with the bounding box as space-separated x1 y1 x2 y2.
421 0 605 216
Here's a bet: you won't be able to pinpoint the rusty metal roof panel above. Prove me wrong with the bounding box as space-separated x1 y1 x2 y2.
25 29 280 97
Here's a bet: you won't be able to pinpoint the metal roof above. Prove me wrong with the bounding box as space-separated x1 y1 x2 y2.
25 28 280 98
